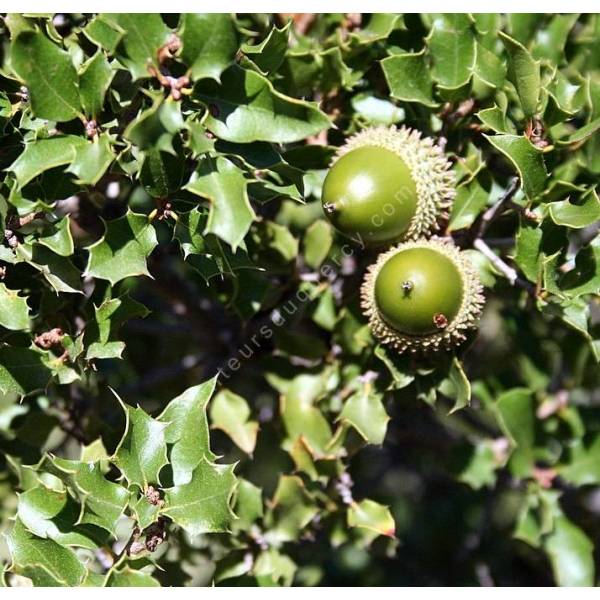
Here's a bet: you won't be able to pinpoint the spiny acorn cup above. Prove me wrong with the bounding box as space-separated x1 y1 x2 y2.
321 126 455 245
361 239 484 354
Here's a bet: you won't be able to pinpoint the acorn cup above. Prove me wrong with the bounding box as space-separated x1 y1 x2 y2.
361 239 484 354
321 126 455 246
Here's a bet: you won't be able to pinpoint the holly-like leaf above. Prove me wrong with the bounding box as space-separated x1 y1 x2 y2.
8 136 87 188
0 346 51 396
124 98 183 153
85 294 149 360
347 499 395 538
427 14 475 89
448 177 489 232
162 458 237 535
485 134 547 199
10 30 82 122
381 51 437 107
548 189 600 229
495 388 535 477
67 134 115 186
500 31 541 118
336 385 389 445
103 13 169 80
179 13 238 81
303 220 333 270
560 436 600 486
17 485 104 549
113 399 168 490
210 389 259 455
36 216 74 257
279 374 333 458
265 475 318 544
0 283 30 331
74 461 129 536
545 516 595 587
84 211 158 285
185 156 255 250
241 21 290 74
195 65 331 143
78 50 114 119
158 378 217 486
6 519 87 586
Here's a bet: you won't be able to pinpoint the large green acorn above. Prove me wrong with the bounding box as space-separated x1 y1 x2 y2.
321 126 455 245
361 239 484 353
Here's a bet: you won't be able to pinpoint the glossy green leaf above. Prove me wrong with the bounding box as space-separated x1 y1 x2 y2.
10 30 81 122
179 13 238 81
500 31 541 118
158 378 217 485
484 134 547 199
185 156 255 250
0 283 30 331
84 211 158 285
495 388 535 477
348 499 395 538
448 177 489 231
113 399 168 490
107 567 160 587
85 295 149 360
545 516 595 587
6 519 87 586
195 65 331 143
337 385 389 445
428 14 475 89
241 22 290 74
67 134 115 185
381 51 437 107
103 13 169 80
8 136 87 188
548 190 600 229
36 217 74 257
0 346 51 396
210 389 259 454
162 458 237 535
78 51 114 118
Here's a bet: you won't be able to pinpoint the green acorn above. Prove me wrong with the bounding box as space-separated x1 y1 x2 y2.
361 239 484 354
321 126 455 245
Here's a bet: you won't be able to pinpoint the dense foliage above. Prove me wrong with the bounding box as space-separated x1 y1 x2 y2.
0 12 599 587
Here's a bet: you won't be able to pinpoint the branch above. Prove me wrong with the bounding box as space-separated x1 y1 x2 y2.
473 239 535 294
475 177 520 239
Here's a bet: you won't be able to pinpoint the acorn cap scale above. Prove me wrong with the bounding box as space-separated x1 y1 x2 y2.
321 126 455 245
361 239 484 354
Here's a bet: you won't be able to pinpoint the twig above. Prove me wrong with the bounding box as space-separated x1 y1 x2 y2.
475 177 520 239
473 239 535 294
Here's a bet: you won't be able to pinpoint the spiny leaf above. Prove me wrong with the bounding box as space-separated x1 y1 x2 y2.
6 519 87 586
84 211 158 285
185 156 255 250
162 458 237 536
8 136 87 188
210 389 259 454
179 13 238 81
158 378 217 486
195 65 331 143
113 399 168 490
10 30 82 122
0 283 30 331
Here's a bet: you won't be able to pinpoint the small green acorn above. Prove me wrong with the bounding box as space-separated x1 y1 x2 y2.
321 126 455 245
361 239 484 353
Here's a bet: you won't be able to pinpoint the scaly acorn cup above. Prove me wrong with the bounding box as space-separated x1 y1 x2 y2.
321 126 455 245
361 239 484 354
